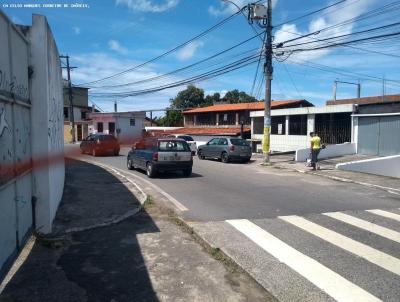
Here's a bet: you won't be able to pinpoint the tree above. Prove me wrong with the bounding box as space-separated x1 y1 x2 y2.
222 89 258 103
158 110 183 127
171 85 205 109
204 92 220 107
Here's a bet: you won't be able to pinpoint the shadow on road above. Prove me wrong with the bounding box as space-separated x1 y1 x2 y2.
0 158 160 302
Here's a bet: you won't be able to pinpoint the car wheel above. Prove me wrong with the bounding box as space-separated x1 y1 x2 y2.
92 148 97 157
183 168 192 177
221 152 229 163
198 150 205 160
146 162 156 178
127 158 134 170
114 149 120 156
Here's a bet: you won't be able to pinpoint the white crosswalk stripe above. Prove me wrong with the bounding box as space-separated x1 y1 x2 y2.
366 209 400 222
280 215 400 276
227 219 382 302
323 212 400 243
203 208 400 302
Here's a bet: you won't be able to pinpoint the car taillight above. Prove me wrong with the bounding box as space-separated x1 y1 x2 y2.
230 145 235 151
152 152 158 161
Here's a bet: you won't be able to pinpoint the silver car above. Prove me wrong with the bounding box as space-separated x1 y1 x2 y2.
197 137 252 163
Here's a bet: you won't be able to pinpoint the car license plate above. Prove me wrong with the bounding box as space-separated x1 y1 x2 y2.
169 156 181 161
240 153 248 157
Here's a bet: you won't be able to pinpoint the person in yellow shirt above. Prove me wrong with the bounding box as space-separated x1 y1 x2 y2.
310 132 321 170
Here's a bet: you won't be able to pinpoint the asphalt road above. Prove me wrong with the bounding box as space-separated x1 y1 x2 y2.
74 146 400 222
69 145 400 302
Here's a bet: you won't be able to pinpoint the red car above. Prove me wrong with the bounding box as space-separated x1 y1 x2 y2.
80 134 120 156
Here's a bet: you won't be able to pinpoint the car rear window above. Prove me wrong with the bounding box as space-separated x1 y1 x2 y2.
230 139 249 146
178 135 194 141
99 135 117 141
158 141 190 152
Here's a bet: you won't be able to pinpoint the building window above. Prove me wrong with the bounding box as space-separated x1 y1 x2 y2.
271 116 286 135
97 122 103 133
223 114 228 122
289 115 307 135
64 107 69 119
81 111 87 120
130 118 136 126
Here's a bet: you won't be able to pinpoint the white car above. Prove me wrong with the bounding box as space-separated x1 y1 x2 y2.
167 135 197 154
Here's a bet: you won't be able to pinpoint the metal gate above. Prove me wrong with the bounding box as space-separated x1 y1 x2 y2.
358 115 400 156
0 12 33 281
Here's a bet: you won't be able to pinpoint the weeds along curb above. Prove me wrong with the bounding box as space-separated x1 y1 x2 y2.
168 213 246 274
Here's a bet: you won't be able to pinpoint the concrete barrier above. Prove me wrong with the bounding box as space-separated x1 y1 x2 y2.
295 143 356 162
336 155 400 178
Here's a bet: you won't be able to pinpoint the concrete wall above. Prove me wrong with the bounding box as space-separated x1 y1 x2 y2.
253 134 309 152
295 143 356 162
336 155 400 178
63 86 88 107
0 10 33 281
90 112 145 144
29 14 65 233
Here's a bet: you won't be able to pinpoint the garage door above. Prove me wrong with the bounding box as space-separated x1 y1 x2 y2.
358 116 400 156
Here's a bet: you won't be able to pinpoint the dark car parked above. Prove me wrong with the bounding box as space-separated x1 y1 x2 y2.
197 137 252 163
80 134 120 156
127 137 193 178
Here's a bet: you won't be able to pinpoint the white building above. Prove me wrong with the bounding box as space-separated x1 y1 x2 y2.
250 104 355 152
89 111 146 144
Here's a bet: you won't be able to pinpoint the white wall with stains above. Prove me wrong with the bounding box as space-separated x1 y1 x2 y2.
29 14 65 234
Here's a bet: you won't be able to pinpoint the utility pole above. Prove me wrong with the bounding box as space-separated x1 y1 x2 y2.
248 1 272 164
60 55 77 143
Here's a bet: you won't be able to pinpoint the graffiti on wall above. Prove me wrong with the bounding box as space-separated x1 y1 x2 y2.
0 107 10 137
0 104 14 184
48 96 63 150
0 69 29 100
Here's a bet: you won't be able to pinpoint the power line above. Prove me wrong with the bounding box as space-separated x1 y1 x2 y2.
85 30 265 89
77 4 258 86
274 0 347 27
89 52 263 98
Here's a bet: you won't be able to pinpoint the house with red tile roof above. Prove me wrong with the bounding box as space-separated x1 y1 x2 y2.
182 100 313 130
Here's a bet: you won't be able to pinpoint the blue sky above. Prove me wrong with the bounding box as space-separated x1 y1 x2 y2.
3 0 400 112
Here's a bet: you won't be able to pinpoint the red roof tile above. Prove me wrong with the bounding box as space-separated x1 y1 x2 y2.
183 100 311 114
147 127 250 136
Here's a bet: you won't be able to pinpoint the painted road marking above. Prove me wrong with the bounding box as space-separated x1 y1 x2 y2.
111 165 189 212
366 209 400 222
227 219 382 302
78 159 188 212
323 212 400 244
280 216 400 276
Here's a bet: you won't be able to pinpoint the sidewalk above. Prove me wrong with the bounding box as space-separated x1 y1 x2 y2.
255 153 400 193
0 158 271 302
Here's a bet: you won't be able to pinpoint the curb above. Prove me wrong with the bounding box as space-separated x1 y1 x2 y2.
76 157 277 300
168 215 278 302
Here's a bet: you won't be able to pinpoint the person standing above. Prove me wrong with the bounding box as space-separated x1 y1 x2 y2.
309 132 321 170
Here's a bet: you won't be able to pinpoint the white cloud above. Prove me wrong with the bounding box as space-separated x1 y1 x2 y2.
108 40 128 55
274 0 376 62
116 0 179 13
208 0 277 17
70 52 182 112
73 27 81 35
176 41 204 61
